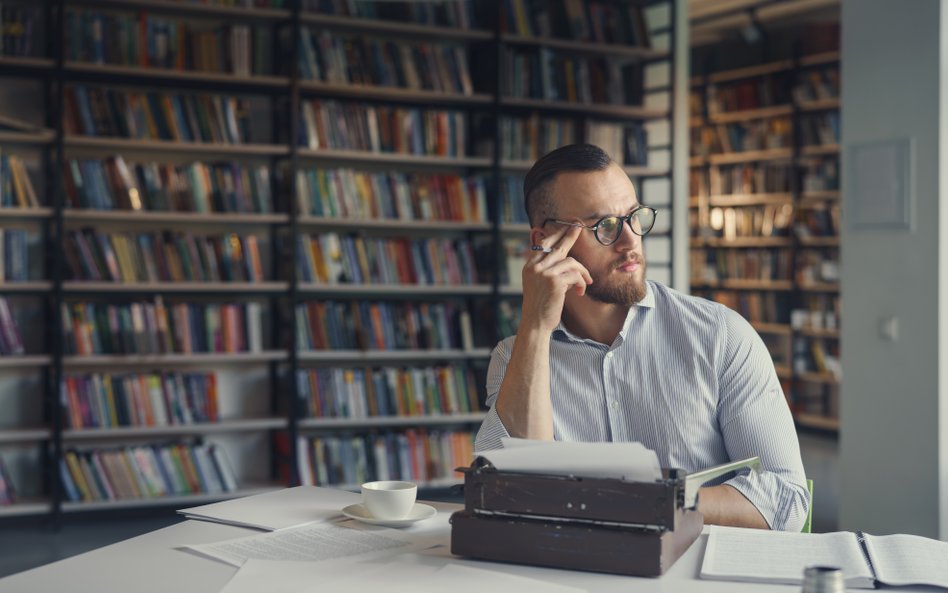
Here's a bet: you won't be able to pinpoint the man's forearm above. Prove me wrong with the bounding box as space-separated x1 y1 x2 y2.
697 484 770 529
494 327 554 439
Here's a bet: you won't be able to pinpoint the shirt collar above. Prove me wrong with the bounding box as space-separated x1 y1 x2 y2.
553 281 655 343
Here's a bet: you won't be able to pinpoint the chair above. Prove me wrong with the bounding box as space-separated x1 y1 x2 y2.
801 479 814 533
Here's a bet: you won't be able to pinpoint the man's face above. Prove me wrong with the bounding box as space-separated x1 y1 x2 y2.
546 164 647 307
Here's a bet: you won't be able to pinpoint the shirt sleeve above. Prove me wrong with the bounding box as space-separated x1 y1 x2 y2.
473 338 514 452
715 307 810 532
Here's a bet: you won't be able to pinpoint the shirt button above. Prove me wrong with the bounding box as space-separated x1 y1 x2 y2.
610 401 619 409
605 352 613 359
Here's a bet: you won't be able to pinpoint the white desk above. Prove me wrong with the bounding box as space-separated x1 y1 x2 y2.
0 491 931 593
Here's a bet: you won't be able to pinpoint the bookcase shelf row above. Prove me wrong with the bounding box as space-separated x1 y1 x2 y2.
0 282 54 293
296 349 491 363
690 148 794 167
62 418 288 441
63 210 291 226
69 0 293 21
690 279 794 291
298 284 494 297
690 51 840 87
298 411 486 430
0 501 52 518
499 33 668 60
706 192 793 206
61 351 288 368
799 237 840 247
751 322 793 336
60 483 281 514
61 282 291 294
0 428 52 443
691 237 793 248
691 100 841 127
298 216 492 232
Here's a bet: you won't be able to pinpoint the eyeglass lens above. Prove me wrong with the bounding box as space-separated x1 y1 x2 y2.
597 209 656 244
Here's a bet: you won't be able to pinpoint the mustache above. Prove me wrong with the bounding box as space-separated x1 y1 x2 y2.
614 255 643 269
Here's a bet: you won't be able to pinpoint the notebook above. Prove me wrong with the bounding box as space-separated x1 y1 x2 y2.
700 525 948 589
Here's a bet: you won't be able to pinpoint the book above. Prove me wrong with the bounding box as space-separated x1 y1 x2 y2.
701 525 948 589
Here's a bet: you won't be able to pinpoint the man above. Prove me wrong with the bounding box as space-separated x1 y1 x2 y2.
474 144 809 531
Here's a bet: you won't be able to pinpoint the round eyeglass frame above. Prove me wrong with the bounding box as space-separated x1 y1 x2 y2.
543 206 658 246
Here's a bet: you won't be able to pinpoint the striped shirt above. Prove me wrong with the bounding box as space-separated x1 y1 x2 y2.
475 280 809 531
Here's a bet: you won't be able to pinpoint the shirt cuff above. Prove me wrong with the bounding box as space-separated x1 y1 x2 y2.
724 470 810 532
474 406 511 452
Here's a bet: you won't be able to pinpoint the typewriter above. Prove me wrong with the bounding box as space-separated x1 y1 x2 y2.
451 455 761 577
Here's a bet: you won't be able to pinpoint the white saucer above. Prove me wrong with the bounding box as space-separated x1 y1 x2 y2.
341 503 437 527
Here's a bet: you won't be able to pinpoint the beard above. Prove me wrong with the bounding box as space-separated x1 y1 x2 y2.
584 256 648 307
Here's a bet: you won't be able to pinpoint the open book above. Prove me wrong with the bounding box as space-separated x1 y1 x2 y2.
701 525 948 589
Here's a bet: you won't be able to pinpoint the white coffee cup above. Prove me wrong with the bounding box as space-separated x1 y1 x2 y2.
361 481 417 520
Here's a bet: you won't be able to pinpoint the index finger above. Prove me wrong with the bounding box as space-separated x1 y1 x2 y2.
551 224 583 254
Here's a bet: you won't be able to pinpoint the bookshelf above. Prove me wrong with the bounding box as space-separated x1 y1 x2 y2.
0 0 678 518
689 49 841 433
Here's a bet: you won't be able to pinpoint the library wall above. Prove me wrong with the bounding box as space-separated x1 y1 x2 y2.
838 0 948 539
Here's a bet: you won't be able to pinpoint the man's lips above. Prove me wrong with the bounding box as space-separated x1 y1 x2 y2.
615 258 641 272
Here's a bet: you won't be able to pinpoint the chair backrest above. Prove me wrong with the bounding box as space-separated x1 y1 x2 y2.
801 478 814 533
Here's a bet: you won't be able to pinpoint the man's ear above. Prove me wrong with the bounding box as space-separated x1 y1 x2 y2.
530 227 546 246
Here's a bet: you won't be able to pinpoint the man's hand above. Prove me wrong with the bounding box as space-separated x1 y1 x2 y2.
521 225 593 334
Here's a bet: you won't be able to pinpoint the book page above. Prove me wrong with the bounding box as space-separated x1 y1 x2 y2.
700 526 875 588
864 533 948 588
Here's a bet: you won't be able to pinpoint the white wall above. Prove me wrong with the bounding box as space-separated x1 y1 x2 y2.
839 0 948 538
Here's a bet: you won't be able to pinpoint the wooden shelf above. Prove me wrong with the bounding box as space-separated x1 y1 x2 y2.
63 210 290 226
299 81 492 106
692 279 794 291
498 285 524 297
298 283 493 297
62 281 290 294
801 144 840 157
501 160 668 177
63 418 287 440
697 52 839 86
499 97 668 119
708 104 792 124
693 236 793 248
60 483 283 513
0 281 54 292
752 322 792 335
298 412 487 430
708 148 794 165
297 349 491 363
296 148 491 169
64 62 289 89
500 33 668 60
775 365 792 379
296 216 490 232
798 98 840 112
795 413 840 432
70 0 292 21
0 500 52 517
65 136 288 156
0 129 55 145
707 193 793 207
706 59 795 84
63 351 288 368
797 327 840 339
0 207 53 220
798 236 840 248
300 12 493 41
0 355 51 368
797 372 840 385
0 427 52 443
799 51 841 68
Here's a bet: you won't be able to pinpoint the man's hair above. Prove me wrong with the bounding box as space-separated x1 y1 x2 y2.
523 144 614 227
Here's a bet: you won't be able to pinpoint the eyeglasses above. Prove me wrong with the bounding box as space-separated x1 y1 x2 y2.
543 206 658 246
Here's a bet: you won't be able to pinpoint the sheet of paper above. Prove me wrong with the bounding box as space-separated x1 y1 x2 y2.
183 519 437 567
217 557 587 593
473 438 660 481
177 486 360 530
864 533 948 588
700 526 875 588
